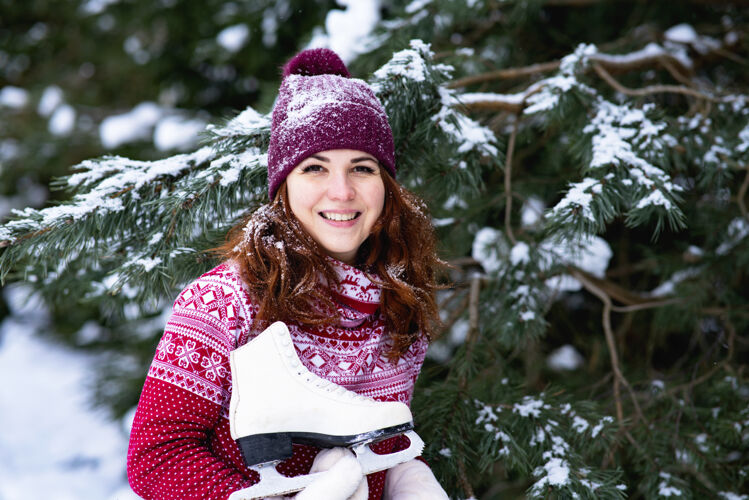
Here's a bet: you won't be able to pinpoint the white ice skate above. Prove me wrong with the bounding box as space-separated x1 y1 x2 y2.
227 321 424 500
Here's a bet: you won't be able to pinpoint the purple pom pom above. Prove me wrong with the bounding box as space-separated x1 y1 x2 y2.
282 48 350 78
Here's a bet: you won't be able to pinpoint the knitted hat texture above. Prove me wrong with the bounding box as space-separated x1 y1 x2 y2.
267 48 396 198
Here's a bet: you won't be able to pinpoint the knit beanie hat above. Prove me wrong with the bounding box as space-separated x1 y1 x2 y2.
267 48 396 198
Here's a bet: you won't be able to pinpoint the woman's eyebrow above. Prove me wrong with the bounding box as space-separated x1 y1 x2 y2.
310 154 331 162
351 156 377 164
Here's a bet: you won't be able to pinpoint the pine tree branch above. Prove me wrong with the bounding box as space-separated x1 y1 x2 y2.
615 430 658 470
468 276 481 339
574 268 684 310
438 286 465 310
588 49 692 77
541 0 605 6
163 177 222 247
611 299 683 313
458 83 544 115
0 149 216 252
458 93 526 114
701 306 749 317
449 43 695 90
591 62 720 102
510 0 749 7
605 258 657 279
0 224 54 249
659 57 695 88
570 268 645 425
456 457 476 499
456 55 716 118
447 275 482 499
459 275 483 390
684 464 719 494
436 291 470 339
448 61 561 88
666 314 736 396
457 5 502 49
504 115 520 245
685 0 749 6
737 166 749 220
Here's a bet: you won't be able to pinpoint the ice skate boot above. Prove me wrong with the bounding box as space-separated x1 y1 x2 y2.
227 321 424 500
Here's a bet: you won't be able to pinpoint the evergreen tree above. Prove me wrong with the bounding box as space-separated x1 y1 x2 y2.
0 0 335 216
2 1 748 498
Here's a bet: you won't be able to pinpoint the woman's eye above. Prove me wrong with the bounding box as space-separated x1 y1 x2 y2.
301 164 324 173
353 165 376 174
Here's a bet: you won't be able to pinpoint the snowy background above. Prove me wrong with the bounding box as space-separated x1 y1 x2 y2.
0 284 139 500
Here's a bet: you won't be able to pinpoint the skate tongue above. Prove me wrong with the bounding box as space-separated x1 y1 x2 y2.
227 430 425 500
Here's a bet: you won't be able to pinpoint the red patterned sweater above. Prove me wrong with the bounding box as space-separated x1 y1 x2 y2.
127 259 429 500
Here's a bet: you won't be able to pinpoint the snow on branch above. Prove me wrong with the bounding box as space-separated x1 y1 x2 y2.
435 87 499 157
588 42 691 74
551 177 602 224
380 40 498 157
583 99 684 217
520 44 599 116
370 38 499 188
206 107 271 139
0 106 272 299
585 101 668 166
452 33 731 113
458 90 528 114
1 101 274 251
716 217 749 256
206 107 272 164
1 147 215 244
473 397 623 498
373 39 436 83
544 94 685 233
67 147 214 193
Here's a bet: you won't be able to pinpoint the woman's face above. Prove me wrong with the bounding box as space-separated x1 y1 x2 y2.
285 149 385 264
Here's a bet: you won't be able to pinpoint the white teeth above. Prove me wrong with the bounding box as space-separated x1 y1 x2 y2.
321 212 358 221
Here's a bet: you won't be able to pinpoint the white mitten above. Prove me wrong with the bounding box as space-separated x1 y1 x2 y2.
266 447 368 500
299 447 368 500
383 459 448 500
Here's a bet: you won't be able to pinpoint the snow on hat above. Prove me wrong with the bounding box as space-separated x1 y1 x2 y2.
267 48 396 198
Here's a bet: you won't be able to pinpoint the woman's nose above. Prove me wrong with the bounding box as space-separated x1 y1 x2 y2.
326 172 355 201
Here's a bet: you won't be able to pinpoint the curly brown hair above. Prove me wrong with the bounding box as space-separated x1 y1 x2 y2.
214 169 444 358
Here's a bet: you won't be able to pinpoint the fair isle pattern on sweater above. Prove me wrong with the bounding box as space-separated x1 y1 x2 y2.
128 260 428 500
148 260 426 408
148 264 252 412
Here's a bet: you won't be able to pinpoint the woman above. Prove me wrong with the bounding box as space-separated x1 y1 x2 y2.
127 48 448 500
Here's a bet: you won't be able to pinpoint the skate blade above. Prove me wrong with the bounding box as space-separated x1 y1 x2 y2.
353 429 425 475
227 430 425 500
227 463 325 500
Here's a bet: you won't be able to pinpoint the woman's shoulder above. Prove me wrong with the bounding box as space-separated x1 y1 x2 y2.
176 260 243 293
172 260 255 328
196 260 245 287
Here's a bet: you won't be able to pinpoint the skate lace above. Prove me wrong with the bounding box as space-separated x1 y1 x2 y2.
277 327 371 402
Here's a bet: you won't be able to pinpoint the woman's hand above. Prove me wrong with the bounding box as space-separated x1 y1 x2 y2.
266 447 367 500
383 459 448 500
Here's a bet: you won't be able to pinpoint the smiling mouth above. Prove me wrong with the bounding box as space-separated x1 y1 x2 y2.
320 212 360 222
